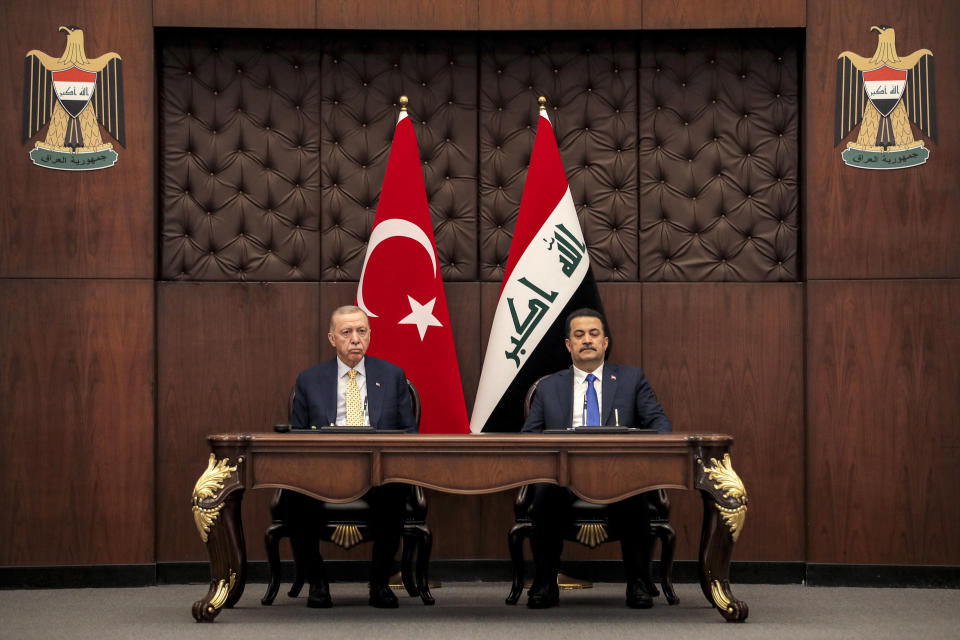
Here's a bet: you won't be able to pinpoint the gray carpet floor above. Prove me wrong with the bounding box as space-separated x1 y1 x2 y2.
2 582 958 640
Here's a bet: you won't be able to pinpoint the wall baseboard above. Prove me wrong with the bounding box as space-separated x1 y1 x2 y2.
0 564 156 589
2 561 956 590
805 563 960 589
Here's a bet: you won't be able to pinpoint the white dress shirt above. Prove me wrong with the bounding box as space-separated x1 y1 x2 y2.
571 362 604 427
336 357 369 426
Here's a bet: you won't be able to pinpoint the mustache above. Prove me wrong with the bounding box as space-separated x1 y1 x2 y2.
579 346 597 352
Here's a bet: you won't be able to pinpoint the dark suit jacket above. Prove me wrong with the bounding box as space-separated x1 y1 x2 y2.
521 363 672 433
291 355 416 431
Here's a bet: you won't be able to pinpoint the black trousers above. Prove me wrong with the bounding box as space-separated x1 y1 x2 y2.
528 483 653 587
363 483 408 584
290 484 407 588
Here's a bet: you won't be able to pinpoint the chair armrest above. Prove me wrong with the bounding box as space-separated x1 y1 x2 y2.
406 485 428 520
513 485 533 519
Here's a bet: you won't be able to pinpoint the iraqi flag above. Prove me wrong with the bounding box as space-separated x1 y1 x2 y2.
470 101 605 433
356 103 469 434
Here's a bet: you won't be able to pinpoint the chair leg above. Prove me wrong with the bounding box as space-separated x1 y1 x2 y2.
411 524 435 605
261 523 286 605
506 522 532 605
653 522 679 605
640 532 660 598
400 530 420 598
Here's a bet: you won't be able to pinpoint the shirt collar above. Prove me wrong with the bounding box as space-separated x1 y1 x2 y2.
337 357 366 380
572 362 604 384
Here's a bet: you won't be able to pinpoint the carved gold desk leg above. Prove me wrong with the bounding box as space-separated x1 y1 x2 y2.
190 454 247 622
696 452 749 622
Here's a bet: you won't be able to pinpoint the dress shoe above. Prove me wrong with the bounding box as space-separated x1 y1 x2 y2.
526 582 560 609
306 583 332 608
368 583 399 608
625 581 653 609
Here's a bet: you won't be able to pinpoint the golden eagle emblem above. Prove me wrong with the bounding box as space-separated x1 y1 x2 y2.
22 26 125 170
835 25 936 169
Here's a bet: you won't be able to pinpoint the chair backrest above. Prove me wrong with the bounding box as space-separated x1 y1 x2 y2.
523 375 552 420
406 379 421 428
288 378 421 427
288 387 296 423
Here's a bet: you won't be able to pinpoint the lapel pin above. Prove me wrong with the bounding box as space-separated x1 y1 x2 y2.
375 382 381 387
610 375 617 380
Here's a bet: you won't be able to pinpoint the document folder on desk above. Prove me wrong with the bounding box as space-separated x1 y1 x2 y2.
274 424 414 434
543 427 657 434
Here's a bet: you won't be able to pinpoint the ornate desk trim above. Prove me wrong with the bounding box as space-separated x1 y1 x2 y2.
190 433 748 622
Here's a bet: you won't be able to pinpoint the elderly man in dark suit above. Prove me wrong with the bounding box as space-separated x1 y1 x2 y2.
521 307 672 610
291 305 416 609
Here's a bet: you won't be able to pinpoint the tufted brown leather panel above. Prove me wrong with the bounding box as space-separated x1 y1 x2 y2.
160 33 321 280
160 31 799 283
321 35 477 281
479 35 638 282
638 32 799 281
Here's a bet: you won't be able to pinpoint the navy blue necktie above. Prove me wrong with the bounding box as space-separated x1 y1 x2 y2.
585 373 600 426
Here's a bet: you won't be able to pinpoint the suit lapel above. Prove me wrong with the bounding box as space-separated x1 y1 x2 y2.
601 363 618 426
365 357 383 427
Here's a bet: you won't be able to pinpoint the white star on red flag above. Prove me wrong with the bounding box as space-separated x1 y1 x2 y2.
398 295 443 340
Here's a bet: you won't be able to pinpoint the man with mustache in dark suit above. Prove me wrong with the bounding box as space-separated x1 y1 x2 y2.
521 308 672 609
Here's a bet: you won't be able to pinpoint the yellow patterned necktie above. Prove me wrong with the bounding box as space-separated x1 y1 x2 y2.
346 369 364 426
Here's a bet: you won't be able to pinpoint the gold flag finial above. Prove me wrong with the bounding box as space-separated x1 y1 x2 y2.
399 95 409 112
538 95 547 110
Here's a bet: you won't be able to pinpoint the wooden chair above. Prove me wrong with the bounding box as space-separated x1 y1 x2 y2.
505 376 679 606
261 380 434 606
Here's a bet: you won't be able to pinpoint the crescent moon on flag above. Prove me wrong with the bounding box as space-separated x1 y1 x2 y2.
356 219 437 318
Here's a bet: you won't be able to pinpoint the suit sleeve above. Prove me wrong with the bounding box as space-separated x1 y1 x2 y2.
291 373 310 427
634 371 672 433
521 385 547 433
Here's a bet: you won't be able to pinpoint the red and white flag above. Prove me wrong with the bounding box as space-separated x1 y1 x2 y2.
356 106 469 434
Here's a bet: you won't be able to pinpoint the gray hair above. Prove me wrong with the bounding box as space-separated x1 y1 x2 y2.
329 305 367 331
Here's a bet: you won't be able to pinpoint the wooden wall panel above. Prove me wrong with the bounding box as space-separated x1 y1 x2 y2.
643 0 805 28
0 0 154 277
807 280 960 564
446 283 482 415
479 0 641 29
318 0 476 29
0 280 154 565
642 283 805 561
156 282 321 561
154 0 315 28
598 283 643 366
806 0 960 278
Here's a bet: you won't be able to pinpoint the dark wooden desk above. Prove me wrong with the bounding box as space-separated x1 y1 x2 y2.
190 433 749 622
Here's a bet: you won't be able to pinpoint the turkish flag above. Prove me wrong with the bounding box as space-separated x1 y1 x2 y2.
356 110 469 434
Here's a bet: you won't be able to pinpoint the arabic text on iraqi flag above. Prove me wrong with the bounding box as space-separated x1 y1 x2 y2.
470 99 604 433
356 101 469 434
